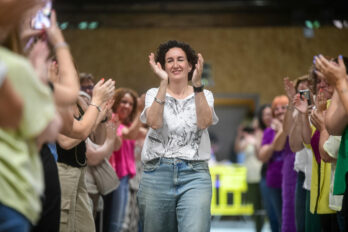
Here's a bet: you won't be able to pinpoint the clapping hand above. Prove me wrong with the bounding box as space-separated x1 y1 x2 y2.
314 55 347 87
192 53 204 87
284 77 296 101
149 53 168 82
293 93 308 114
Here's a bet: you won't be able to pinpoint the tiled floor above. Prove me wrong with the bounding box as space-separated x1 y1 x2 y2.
210 217 271 232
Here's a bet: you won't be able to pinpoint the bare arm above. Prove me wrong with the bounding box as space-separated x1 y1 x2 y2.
57 133 81 150
46 11 79 106
289 112 305 152
86 122 121 166
259 143 275 163
192 54 213 129
325 90 348 135
145 53 168 129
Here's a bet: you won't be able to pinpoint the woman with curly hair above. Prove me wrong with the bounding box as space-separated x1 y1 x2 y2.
137 40 218 232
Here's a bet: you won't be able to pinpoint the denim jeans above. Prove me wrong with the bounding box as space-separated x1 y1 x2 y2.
104 175 130 232
0 203 30 232
268 186 282 232
295 171 306 232
259 177 279 232
137 158 212 232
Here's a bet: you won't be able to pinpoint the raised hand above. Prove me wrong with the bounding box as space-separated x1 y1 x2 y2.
316 89 327 112
148 53 168 82
293 93 308 114
44 10 65 47
192 53 204 87
310 109 325 132
28 40 50 83
271 118 282 132
314 55 347 87
91 79 115 107
137 93 145 112
284 77 296 100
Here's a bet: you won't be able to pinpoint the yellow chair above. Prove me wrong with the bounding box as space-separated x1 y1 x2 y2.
210 164 253 216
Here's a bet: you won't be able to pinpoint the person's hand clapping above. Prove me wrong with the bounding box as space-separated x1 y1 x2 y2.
149 53 168 82
28 40 50 83
284 77 296 101
314 55 347 88
91 79 115 107
293 93 308 114
44 10 65 48
192 53 204 87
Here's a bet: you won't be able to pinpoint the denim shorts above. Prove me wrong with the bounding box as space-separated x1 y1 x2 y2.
137 157 212 232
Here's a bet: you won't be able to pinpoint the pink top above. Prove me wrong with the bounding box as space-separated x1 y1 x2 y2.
109 124 136 179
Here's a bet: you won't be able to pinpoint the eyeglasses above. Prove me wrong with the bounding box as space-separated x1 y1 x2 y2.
81 85 94 91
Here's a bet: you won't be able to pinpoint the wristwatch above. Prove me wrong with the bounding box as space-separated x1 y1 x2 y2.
193 84 204 93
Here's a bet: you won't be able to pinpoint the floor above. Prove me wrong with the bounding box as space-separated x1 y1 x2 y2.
210 217 271 232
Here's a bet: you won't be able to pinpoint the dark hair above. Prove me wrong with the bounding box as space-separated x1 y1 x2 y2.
155 40 198 81
112 88 139 125
294 75 310 93
257 104 271 130
79 73 94 85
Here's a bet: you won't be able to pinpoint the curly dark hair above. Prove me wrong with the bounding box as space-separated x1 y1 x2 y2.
155 40 198 81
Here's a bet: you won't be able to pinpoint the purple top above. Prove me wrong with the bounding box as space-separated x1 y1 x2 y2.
310 130 321 164
261 127 291 188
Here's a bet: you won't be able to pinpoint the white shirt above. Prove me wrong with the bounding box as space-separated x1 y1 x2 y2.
140 88 218 162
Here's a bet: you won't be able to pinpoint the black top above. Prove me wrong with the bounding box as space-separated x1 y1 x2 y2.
57 141 87 168
56 103 87 168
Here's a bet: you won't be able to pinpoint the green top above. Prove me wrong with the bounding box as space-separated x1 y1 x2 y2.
334 126 348 195
0 47 55 224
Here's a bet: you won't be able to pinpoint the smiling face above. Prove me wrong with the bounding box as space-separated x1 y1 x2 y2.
164 47 192 82
316 73 334 100
116 93 134 123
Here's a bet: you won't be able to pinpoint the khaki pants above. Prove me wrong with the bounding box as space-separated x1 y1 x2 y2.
57 163 95 232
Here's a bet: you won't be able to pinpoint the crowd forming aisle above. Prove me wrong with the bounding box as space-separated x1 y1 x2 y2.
1 1 348 232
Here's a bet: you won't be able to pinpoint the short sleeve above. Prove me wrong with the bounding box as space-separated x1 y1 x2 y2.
0 61 7 87
261 128 275 146
203 89 219 125
140 88 158 123
323 135 342 159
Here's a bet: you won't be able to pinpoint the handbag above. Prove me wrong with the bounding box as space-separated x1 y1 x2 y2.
89 158 120 195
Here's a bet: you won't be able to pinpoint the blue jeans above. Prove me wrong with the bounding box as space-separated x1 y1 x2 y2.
137 158 212 232
259 177 279 232
268 186 282 232
104 175 130 232
295 171 306 232
0 203 31 232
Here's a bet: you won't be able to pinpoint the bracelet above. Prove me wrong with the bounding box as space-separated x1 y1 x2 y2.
54 42 69 50
89 103 101 112
193 84 204 93
154 97 165 105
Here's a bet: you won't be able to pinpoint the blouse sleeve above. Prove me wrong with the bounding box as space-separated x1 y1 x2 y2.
140 88 158 123
203 89 219 125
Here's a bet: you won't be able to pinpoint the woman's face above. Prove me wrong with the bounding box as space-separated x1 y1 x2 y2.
116 93 134 122
262 107 273 128
273 104 287 122
164 47 192 82
316 73 334 100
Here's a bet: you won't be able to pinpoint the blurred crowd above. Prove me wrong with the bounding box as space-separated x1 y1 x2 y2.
235 56 348 232
0 1 147 231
